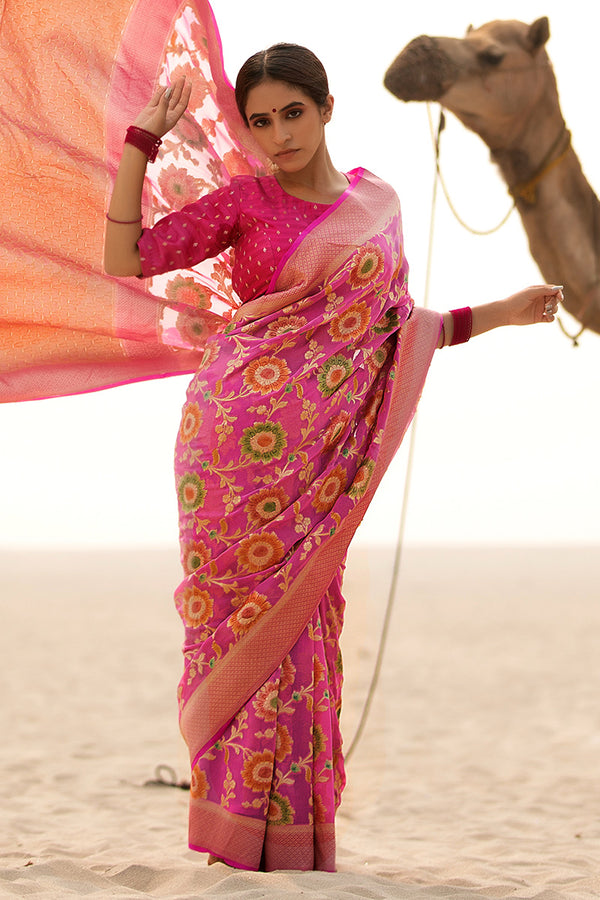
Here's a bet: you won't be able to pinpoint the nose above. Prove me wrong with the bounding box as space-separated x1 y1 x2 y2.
272 118 291 145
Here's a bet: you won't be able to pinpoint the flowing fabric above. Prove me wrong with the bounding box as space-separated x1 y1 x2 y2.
2 0 442 872
0 0 263 401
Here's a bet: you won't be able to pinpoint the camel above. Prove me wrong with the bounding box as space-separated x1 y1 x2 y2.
384 16 600 337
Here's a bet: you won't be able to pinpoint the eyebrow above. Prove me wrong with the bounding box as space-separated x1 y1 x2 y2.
248 101 305 122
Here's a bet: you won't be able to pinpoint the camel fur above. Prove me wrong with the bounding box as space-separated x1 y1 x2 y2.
384 17 600 336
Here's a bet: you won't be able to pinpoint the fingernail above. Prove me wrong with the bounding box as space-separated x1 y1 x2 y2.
165 87 172 100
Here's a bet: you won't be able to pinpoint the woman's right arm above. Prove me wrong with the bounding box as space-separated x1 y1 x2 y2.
103 78 191 277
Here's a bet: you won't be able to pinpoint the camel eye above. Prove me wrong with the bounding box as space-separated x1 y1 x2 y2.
478 47 504 66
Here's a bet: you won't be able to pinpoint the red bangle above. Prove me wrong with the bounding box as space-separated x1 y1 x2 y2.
125 126 162 163
449 307 473 345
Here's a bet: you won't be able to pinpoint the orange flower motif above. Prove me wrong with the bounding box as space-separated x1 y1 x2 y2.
312 465 348 513
253 681 279 722
179 402 203 444
230 591 271 636
321 412 350 451
313 654 326 684
176 310 212 347
166 275 211 309
243 355 291 395
182 539 211 575
348 242 385 289
328 301 371 343
158 164 203 210
223 147 251 176
280 654 296 690
198 340 220 372
168 63 211 111
275 724 293 762
312 724 327 757
241 750 274 792
190 765 209 800
313 793 328 824
178 586 213 628
236 532 285 572
245 486 290 525
364 388 384 428
265 315 307 337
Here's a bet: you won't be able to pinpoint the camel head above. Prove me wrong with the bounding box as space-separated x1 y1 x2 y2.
384 17 558 148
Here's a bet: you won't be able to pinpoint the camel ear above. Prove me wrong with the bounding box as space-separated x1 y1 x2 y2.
527 16 550 51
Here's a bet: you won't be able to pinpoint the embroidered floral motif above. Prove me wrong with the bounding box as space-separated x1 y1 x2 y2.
312 465 348 513
243 355 291 394
177 472 207 512
190 764 209 799
348 458 376 499
179 402 203 444
317 355 352 397
348 242 385 288
239 421 287 462
253 681 280 722
321 412 351 450
158 164 203 209
241 750 275 792
265 315 307 337
236 532 285 572
267 791 295 825
182 540 211 575
328 301 371 343
166 275 211 309
179 586 214 628
245 486 290 524
230 591 271 636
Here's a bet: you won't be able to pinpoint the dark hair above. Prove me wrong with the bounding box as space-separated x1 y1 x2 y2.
235 43 330 125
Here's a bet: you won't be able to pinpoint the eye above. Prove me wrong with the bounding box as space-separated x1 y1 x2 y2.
286 108 302 119
252 118 270 128
477 46 505 66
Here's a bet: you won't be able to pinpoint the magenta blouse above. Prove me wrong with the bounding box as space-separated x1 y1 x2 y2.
138 175 332 302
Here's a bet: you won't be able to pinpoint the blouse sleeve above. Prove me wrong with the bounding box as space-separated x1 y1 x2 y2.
137 179 241 278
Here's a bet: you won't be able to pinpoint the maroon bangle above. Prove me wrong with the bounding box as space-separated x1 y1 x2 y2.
106 213 142 224
125 126 162 163
449 307 473 345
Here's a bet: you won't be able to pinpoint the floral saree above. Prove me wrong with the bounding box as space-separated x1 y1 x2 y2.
1 0 441 873
172 167 441 870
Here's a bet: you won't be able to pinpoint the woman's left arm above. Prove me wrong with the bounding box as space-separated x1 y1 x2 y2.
438 284 564 348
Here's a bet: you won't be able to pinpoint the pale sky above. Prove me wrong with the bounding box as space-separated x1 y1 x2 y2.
2 0 599 548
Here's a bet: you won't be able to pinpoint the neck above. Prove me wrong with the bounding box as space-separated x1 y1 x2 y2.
274 146 347 203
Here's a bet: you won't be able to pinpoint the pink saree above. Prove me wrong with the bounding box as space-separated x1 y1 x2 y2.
1 0 441 872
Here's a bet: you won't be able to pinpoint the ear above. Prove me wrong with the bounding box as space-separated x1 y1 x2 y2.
527 16 550 52
322 94 334 124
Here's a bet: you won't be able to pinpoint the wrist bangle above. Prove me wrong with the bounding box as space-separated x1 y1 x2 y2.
449 307 473 345
106 213 143 224
125 125 162 163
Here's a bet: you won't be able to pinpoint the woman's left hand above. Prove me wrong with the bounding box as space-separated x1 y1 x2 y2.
503 284 564 326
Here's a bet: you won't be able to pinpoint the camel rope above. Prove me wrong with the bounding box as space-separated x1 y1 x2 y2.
426 104 515 235
509 129 572 205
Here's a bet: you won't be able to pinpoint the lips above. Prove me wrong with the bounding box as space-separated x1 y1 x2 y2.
275 149 298 159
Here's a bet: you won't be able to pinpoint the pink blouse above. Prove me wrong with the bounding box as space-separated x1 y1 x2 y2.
138 175 332 302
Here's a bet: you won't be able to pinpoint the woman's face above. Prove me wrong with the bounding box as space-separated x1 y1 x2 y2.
244 79 333 173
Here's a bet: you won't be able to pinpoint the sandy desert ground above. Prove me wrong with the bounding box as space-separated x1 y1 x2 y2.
1 544 599 899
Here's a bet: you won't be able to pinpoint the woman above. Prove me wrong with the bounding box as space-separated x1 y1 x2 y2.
104 42 561 872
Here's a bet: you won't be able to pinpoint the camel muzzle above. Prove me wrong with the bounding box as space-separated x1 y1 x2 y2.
384 35 459 102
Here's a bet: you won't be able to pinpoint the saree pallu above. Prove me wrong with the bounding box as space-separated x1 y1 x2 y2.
174 168 441 870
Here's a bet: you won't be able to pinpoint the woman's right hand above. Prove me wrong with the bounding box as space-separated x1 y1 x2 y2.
133 77 192 138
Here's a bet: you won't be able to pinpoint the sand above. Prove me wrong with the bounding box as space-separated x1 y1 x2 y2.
1 544 599 899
